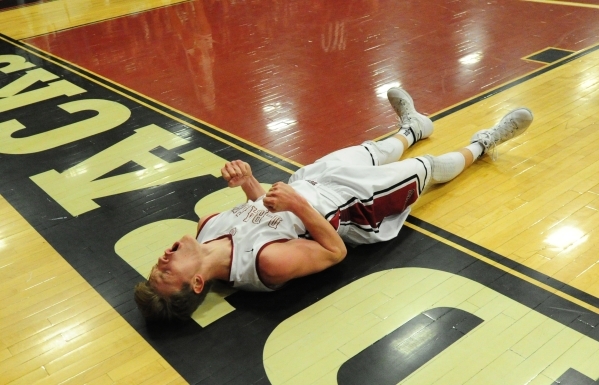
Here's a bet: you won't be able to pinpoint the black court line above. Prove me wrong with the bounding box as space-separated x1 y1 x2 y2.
407 216 599 312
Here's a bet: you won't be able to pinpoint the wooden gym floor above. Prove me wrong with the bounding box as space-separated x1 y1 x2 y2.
1 0 599 384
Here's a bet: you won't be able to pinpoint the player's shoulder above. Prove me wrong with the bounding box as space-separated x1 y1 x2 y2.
196 213 220 237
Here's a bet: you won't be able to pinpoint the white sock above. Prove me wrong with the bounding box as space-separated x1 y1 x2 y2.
466 142 484 160
428 152 466 184
397 127 416 147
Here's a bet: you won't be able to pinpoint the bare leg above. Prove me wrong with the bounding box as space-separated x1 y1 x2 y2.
459 147 475 167
392 133 410 153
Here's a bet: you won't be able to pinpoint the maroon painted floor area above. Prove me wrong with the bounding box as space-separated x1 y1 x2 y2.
26 0 599 164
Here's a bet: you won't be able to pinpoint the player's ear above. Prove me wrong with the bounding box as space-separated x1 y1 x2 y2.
191 274 205 294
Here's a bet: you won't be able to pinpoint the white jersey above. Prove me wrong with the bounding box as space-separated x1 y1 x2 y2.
197 140 432 292
196 194 308 292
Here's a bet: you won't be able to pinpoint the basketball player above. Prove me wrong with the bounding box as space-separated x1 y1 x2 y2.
134 87 534 321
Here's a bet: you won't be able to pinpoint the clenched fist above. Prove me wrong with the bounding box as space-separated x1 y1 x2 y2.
221 160 252 188
263 182 303 213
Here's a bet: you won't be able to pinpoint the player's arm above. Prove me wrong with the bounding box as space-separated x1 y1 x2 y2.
259 182 347 285
258 238 346 285
221 160 266 201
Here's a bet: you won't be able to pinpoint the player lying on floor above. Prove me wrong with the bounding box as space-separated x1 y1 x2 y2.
134 87 534 321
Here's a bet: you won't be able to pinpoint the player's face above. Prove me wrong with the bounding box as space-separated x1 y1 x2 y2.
149 234 202 295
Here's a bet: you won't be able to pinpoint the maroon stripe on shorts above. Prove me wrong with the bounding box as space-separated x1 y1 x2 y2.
338 176 420 233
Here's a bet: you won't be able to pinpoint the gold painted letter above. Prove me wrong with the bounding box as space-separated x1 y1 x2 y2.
31 124 227 216
0 68 58 97
0 79 86 113
0 99 131 154
264 268 599 384
0 54 36 74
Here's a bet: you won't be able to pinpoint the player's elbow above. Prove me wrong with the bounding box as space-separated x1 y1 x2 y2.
331 244 347 264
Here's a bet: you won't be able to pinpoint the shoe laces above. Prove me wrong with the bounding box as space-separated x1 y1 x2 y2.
490 116 519 160
498 117 519 141
398 99 413 126
485 132 499 161
397 100 420 137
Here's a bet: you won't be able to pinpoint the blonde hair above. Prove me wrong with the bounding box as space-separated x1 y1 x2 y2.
134 280 212 321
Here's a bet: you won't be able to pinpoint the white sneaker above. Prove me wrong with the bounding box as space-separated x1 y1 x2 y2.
387 87 434 144
471 108 534 160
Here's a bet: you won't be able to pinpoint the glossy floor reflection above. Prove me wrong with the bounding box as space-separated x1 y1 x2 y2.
24 0 599 164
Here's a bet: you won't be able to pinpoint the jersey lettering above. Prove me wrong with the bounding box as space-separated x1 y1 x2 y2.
232 203 251 216
243 206 258 222
232 203 284 228
268 216 283 229
253 210 268 224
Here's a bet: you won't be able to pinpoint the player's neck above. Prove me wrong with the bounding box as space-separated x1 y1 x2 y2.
198 237 232 281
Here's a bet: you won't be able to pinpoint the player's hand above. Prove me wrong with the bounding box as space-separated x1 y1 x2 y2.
221 160 252 188
263 182 303 213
